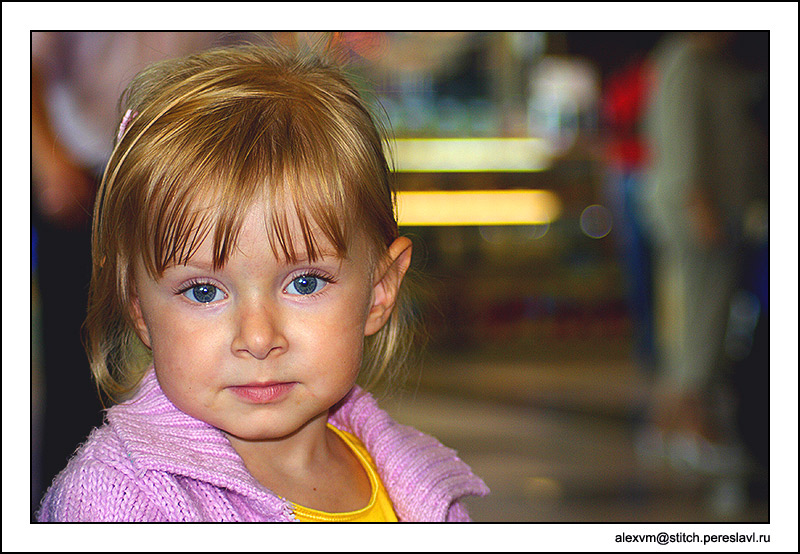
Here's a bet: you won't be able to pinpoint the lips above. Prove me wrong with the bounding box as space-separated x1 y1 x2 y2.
228 382 296 404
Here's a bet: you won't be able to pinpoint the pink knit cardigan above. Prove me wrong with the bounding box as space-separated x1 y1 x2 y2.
37 369 489 522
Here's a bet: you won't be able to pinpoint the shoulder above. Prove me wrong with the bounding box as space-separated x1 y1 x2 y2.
36 423 167 522
330 387 489 521
331 386 460 464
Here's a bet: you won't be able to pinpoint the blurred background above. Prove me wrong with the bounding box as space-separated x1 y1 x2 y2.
31 31 771 522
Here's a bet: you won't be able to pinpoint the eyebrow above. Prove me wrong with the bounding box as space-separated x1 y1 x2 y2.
173 249 345 271
287 249 343 263
174 259 216 272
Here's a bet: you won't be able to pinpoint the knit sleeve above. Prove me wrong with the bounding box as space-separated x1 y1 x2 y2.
36 427 169 522
445 499 472 522
38 457 168 522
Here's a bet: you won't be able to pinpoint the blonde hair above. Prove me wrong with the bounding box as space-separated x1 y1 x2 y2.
86 44 414 403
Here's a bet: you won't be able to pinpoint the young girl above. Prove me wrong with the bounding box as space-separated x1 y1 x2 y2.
37 44 488 522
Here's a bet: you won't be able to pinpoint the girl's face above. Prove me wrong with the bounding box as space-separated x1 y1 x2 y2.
130 203 409 443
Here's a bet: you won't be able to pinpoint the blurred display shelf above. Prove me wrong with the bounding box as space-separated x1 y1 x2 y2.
397 189 562 226
416 259 632 354
389 137 554 173
389 134 631 358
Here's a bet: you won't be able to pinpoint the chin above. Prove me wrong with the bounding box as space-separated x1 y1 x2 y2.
222 421 304 443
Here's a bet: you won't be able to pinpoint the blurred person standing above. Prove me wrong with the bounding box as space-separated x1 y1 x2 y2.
640 32 768 511
601 53 657 377
30 32 243 514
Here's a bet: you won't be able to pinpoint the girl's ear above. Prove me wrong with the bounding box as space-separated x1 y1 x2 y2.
364 236 413 337
129 287 152 349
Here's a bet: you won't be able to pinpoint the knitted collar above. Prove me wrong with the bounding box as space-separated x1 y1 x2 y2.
328 388 490 521
106 368 288 517
107 368 488 521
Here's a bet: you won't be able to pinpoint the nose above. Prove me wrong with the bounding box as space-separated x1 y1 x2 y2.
231 301 286 359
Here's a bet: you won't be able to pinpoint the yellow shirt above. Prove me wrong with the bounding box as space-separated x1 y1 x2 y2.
292 425 397 522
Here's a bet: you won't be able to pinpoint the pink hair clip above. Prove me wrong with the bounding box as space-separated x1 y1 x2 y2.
117 109 139 142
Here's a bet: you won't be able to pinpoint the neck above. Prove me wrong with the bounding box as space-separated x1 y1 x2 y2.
224 410 334 478
225 409 371 510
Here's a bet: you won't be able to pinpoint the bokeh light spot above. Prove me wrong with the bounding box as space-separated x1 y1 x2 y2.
580 204 613 239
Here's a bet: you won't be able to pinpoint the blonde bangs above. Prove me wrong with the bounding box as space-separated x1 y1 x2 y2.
126 95 364 280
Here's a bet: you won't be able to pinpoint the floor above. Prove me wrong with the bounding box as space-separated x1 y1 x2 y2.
381 351 770 524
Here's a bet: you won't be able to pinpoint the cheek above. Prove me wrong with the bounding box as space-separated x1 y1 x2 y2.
334 321 368 381
307 305 367 378
147 317 188 360
147 313 225 378
334 293 372 344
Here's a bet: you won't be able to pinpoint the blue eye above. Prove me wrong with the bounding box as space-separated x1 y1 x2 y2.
286 275 326 296
183 283 224 303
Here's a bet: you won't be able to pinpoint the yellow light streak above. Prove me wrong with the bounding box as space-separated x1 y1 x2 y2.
397 190 562 226
389 138 553 172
